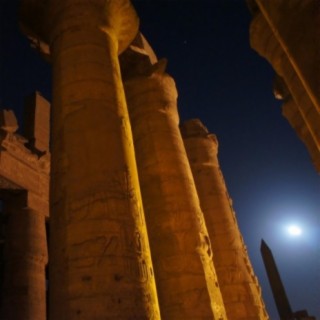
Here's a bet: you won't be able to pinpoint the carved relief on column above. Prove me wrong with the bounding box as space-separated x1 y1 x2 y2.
1 191 48 320
45 1 160 319
122 47 226 319
181 119 269 320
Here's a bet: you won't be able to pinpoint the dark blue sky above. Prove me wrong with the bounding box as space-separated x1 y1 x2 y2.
1 0 319 318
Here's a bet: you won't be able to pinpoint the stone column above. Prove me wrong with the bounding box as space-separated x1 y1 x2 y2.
181 119 269 320
123 62 226 319
48 1 160 319
2 192 48 320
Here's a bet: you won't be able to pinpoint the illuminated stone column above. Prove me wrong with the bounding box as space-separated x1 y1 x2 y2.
248 0 320 173
123 58 226 319
181 119 269 320
2 192 48 320
47 1 160 319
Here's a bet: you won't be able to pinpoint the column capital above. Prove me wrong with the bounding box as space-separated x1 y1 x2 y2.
20 0 139 59
124 64 178 121
180 119 218 146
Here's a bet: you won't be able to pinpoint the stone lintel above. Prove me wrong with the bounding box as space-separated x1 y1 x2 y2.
0 188 48 218
0 176 23 190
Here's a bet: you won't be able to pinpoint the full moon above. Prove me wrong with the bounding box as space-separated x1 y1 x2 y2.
287 225 302 236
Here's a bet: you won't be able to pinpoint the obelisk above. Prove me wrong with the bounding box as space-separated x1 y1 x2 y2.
19 1 161 319
261 239 292 320
121 42 227 319
181 119 269 320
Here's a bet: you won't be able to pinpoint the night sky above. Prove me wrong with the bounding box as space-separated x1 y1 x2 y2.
1 0 319 319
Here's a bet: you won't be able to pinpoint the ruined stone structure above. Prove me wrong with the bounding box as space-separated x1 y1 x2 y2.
0 93 50 320
0 1 269 319
181 120 268 320
248 0 320 172
121 37 226 319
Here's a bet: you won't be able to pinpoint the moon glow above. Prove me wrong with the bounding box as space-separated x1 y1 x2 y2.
287 225 302 236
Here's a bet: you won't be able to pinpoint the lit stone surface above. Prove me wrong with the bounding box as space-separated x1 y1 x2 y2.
0 109 50 217
2 192 48 320
5 1 285 319
23 92 50 153
0 107 49 320
45 1 160 319
123 52 226 318
250 0 319 109
0 110 18 133
181 119 269 320
248 0 320 172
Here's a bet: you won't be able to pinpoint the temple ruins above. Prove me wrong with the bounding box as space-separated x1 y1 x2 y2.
0 93 50 320
0 0 273 319
248 1 319 319
248 0 320 173
181 120 268 320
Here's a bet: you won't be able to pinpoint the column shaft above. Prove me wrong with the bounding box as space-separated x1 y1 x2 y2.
49 2 159 319
181 120 269 320
2 197 48 320
124 70 227 319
